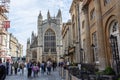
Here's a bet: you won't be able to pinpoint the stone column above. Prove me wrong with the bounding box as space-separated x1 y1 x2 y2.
82 5 92 63
117 1 120 35
94 0 106 70
74 2 82 63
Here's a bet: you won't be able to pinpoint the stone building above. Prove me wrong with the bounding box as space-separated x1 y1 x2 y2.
0 14 8 59
67 0 120 72
26 10 63 63
62 20 73 63
0 0 10 61
9 33 23 61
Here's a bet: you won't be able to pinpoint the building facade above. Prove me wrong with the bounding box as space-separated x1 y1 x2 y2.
0 0 10 61
9 33 23 61
69 0 82 63
62 20 73 63
66 0 120 72
26 10 63 63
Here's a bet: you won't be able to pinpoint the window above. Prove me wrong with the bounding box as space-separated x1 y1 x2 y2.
104 0 111 5
112 22 118 33
72 23 75 39
83 39 86 63
82 21 85 29
110 20 120 60
90 8 95 20
92 32 99 62
44 29 56 53
72 15 74 22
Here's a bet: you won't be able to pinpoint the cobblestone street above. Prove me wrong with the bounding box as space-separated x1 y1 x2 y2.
5 68 62 80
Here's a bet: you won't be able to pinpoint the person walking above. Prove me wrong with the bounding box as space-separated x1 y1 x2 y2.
6 59 10 75
41 61 45 74
32 63 39 77
13 61 18 75
37 61 40 74
19 62 25 75
27 61 32 78
52 61 57 71
0 58 6 80
46 60 52 75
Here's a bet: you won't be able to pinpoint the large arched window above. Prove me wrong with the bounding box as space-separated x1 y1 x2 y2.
110 20 120 55
44 29 56 54
109 20 120 74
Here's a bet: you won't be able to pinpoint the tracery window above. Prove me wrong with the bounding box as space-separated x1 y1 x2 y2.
112 22 118 33
104 0 111 5
44 29 56 53
110 20 120 61
90 8 95 20
82 20 85 29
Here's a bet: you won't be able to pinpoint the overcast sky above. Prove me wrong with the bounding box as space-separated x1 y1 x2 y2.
8 0 72 56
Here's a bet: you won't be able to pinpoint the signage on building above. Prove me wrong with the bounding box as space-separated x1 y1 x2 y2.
3 20 10 29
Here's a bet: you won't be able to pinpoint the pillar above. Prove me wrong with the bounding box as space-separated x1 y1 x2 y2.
117 1 120 35
82 5 92 63
94 0 106 70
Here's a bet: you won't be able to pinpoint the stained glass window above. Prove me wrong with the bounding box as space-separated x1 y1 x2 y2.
44 29 56 53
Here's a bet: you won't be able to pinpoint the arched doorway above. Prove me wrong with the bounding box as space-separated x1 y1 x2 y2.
109 20 120 75
44 28 56 61
32 51 37 61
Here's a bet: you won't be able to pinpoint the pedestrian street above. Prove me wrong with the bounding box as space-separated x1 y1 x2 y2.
5 68 63 80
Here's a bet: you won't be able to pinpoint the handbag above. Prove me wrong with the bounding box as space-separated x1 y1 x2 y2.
18 68 20 72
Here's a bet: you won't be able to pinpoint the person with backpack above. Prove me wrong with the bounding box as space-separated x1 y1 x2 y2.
46 60 52 75
0 58 6 80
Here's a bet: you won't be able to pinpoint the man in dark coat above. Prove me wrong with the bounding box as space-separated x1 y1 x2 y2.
0 58 6 80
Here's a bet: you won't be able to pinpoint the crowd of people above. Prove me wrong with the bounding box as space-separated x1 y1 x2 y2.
0 58 25 80
27 59 57 78
0 58 59 80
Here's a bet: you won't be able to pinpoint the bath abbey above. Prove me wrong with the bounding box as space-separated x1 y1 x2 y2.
26 10 63 62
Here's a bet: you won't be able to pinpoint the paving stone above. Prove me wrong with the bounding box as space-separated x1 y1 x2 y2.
5 68 62 80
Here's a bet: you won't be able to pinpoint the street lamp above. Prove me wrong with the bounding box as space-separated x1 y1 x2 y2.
109 34 120 75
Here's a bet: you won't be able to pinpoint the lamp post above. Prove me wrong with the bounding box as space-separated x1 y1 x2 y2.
110 35 120 75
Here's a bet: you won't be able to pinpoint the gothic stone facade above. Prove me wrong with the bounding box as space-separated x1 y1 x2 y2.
26 10 62 63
